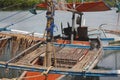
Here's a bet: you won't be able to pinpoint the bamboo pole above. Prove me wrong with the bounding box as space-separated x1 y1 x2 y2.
44 0 55 67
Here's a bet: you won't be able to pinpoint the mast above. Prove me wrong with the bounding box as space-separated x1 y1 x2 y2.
44 0 55 67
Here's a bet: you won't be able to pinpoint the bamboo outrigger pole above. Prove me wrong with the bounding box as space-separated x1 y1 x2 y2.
44 0 55 67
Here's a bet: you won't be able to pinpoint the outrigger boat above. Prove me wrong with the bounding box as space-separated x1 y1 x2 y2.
0 0 120 80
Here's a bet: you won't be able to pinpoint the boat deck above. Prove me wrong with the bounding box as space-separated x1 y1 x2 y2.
15 45 102 71
0 32 103 79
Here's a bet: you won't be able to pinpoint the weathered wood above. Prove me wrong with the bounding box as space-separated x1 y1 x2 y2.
0 32 44 41
0 37 11 41
17 46 46 64
18 57 39 80
6 41 43 63
71 48 102 71
44 43 53 67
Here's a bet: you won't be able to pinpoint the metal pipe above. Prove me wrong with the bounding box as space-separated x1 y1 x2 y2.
54 43 120 50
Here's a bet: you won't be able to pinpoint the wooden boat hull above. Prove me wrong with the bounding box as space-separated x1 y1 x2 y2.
19 38 102 80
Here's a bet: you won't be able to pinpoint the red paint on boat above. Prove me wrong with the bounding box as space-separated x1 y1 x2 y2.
56 39 90 45
24 72 61 80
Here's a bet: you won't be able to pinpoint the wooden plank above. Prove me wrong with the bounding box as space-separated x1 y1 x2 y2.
6 41 43 63
18 58 39 80
72 48 102 71
16 46 46 64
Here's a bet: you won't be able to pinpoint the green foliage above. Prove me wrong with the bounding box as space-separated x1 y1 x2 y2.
0 0 40 10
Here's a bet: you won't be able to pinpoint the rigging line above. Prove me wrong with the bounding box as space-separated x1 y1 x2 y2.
12 12 30 23
13 11 45 24
4 11 45 28
0 0 39 22
0 11 23 22
65 0 74 9
75 1 84 10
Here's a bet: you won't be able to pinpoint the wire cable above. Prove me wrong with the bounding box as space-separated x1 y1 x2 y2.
0 11 23 22
3 11 45 28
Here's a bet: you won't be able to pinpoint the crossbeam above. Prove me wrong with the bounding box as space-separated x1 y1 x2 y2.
0 61 119 77
54 43 120 50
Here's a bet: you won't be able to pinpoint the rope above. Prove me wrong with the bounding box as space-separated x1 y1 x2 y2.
14 11 45 24
0 0 43 24
11 12 30 24
41 66 53 75
3 11 45 28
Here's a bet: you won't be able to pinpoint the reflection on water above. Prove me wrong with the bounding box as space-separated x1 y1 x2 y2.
98 50 120 80
98 50 120 70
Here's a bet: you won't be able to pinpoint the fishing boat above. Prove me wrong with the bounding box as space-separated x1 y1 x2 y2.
16 1 108 80
0 0 120 80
